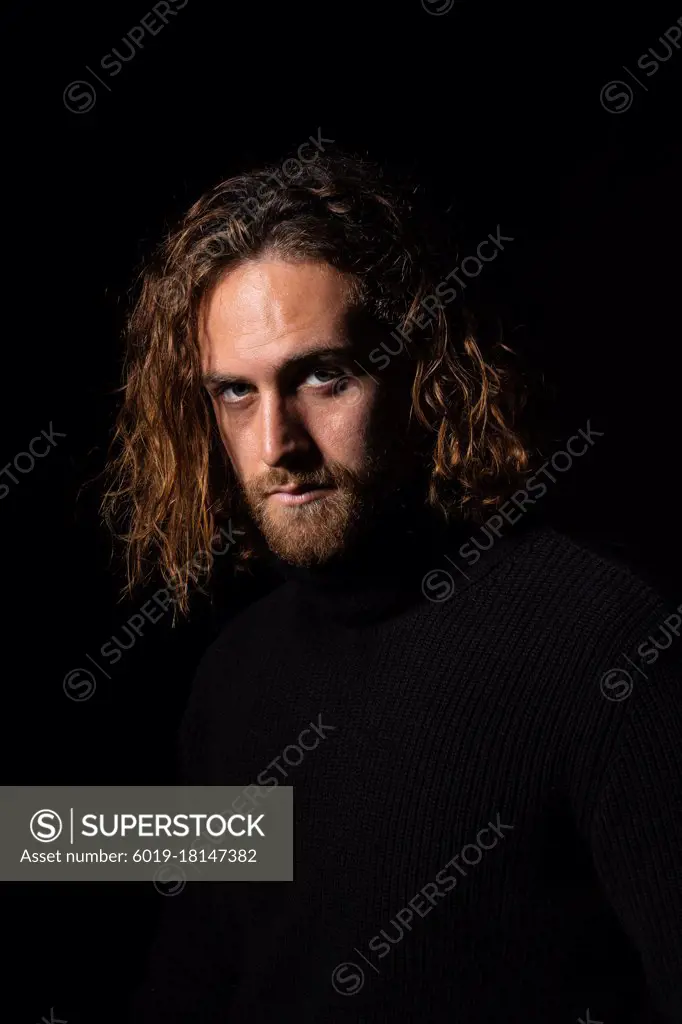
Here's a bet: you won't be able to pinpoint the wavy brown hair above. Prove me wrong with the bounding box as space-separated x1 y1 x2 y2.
103 148 530 614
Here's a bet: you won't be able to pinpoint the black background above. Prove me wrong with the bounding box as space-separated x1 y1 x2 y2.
2 1 681 1019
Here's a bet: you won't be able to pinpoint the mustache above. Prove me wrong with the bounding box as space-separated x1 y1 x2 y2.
246 461 375 503
248 466 342 499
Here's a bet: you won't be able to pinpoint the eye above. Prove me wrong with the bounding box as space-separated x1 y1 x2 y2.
304 367 346 387
217 381 253 404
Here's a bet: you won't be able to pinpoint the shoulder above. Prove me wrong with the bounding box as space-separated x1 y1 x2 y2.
175 579 298 777
182 579 295 711
195 577 297 677
487 523 668 619
451 523 679 665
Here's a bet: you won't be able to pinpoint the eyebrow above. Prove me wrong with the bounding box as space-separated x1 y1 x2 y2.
201 342 355 390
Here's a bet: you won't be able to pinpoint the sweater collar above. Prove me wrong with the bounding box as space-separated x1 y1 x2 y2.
265 496 466 627
262 493 544 627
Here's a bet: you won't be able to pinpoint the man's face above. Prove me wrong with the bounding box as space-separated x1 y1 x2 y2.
200 257 411 565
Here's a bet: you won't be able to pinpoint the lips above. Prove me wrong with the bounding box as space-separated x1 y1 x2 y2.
267 485 335 506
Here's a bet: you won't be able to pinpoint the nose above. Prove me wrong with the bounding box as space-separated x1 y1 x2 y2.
259 391 311 467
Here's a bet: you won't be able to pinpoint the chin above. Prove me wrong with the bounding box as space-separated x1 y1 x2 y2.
263 526 348 567
261 501 358 567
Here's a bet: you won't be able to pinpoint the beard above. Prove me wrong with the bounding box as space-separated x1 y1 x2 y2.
240 452 392 567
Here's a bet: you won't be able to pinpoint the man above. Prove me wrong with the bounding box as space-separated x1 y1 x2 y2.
108 150 682 1021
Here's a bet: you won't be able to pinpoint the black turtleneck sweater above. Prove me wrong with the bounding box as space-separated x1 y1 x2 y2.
129 514 682 1023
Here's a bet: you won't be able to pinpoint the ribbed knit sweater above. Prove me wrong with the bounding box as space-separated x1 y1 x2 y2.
129 512 682 1023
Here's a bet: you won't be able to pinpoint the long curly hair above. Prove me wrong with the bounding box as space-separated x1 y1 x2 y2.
103 148 530 614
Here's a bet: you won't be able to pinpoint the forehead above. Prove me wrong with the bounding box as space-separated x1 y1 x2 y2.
199 258 356 365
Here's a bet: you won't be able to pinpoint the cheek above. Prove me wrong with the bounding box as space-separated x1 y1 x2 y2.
214 409 255 479
308 394 374 464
